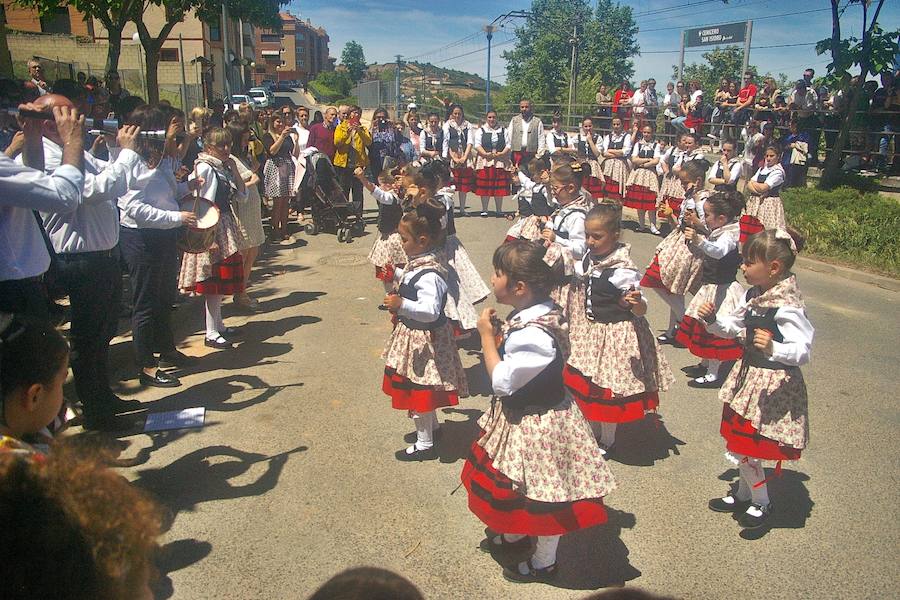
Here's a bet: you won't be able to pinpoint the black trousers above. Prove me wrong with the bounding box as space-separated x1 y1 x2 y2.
336 165 364 211
0 276 49 318
55 249 122 415
119 227 178 369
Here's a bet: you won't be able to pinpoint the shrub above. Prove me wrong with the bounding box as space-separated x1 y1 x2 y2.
782 186 900 277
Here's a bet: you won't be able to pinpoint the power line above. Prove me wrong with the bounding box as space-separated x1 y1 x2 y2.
637 7 831 33
639 41 818 55
632 0 725 18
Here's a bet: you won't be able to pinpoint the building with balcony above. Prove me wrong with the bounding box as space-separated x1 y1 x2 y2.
253 11 329 85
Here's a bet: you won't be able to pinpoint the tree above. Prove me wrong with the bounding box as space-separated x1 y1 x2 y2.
816 0 898 188
503 0 638 108
341 41 367 83
132 0 284 104
14 0 143 74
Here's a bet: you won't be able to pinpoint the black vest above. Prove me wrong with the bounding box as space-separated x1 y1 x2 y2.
481 129 506 153
755 169 782 195
517 185 552 218
551 131 568 150
743 295 787 369
398 269 447 330
206 165 232 212
607 134 626 150
552 204 587 239
585 265 634 323
498 331 565 413
636 142 655 159
377 195 403 234
577 134 599 159
448 126 468 154
424 130 444 152
701 238 742 285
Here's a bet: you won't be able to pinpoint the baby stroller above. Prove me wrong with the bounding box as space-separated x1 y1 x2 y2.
302 151 363 243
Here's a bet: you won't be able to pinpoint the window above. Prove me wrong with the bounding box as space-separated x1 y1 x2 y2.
261 33 279 43
159 48 179 62
296 32 305 41
40 7 70 34
209 19 221 42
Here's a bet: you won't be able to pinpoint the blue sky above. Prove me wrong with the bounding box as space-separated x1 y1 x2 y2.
292 0 899 84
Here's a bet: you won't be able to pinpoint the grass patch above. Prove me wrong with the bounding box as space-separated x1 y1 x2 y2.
782 186 900 278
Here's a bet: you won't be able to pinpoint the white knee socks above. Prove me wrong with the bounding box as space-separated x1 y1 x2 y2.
653 289 685 332
205 295 223 340
532 535 561 569
412 411 436 450
599 422 617 447
737 454 770 506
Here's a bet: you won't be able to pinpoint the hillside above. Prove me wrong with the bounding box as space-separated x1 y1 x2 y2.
365 61 502 102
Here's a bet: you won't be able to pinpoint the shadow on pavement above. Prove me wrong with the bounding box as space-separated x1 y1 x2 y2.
435 407 482 465
555 507 641 589
250 291 325 315
734 468 813 540
463 363 493 398
152 538 213 600
603 413 687 467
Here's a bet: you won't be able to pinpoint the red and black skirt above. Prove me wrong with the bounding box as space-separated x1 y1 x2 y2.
511 151 535 168
475 166 511 197
661 195 683 217
602 179 625 202
739 214 764 246
452 167 476 193
675 316 744 361
382 367 460 413
461 442 608 536
193 253 244 295
563 365 659 423
374 264 395 282
720 405 802 461
640 255 665 290
584 176 605 199
623 185 658 211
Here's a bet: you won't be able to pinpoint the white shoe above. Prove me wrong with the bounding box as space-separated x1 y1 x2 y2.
649 225 660 235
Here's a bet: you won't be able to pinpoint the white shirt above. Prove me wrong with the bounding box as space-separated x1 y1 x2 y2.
656 145 673 175
708 157 742 185
575 258 641 289
473 125 511 151
741 131 764 165
546 201 587 257
663 92 680 118
602 132 632 157
696 225 739 259
118 156 190 229
31 78 49 96
441 121 473 159
192 161 248 205
394 259 448 324
706 290 814 366
29 138 141 254
752 164 785 191
630 89 647 113
630 140 661 164
372 186 399 206
545 130 572 154
419 128 443 157
0 154 84 281
491 301 558 397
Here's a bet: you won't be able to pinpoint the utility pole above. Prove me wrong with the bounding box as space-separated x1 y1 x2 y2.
484 25 496 114
678 30 685 82
221 4 232 99
741 20 753 79
567 23 579 128
179 34 188 110
395 54 402 120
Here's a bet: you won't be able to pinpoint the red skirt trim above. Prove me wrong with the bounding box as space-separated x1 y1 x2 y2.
675 315 744 360
639 254 666 290
511 151 535 167
720 405 802 461
382 368 459 413
460 442 608 536
475 166 511 197
662 195 683 217
563 365 659 423
375 265 395 282
192 253 244 295
739 215 764 246
584 176 605 198
504 235 518 243
452 167 476 193
623 185 657 211
603 179 625 201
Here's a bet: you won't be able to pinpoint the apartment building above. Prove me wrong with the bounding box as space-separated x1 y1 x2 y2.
253 11 329 85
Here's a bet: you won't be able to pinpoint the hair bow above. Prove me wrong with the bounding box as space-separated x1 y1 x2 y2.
570 162 583 173
774 228 798 255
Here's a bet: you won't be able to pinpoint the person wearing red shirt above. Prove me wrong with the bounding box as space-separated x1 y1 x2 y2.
308 106 338 160
731 71 758 128
612 80 634 131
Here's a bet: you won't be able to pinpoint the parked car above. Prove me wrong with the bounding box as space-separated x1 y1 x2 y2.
273 81 294 93
247 87 273 107
228 94 257 110
258 80 275 91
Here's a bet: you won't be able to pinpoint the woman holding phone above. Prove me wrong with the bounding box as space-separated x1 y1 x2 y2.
262 112 298 241
333 105 371 210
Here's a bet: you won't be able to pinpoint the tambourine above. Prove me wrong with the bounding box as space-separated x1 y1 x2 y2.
177 194 219 254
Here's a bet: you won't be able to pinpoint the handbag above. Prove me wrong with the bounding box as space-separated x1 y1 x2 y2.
790 141 809 166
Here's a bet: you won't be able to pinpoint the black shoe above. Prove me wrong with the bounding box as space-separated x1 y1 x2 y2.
479 534 531 554
708 495 751 513
737 503 772 529
394 445 437 462
98 396 143 415
687 374 722 389
139 370 181 388
378 304 389 311
502 560 559 584
158 350 198 369
682 363 708 378
219 327 241 340
656 331 676 345
205 337 233 350
82 413 133 432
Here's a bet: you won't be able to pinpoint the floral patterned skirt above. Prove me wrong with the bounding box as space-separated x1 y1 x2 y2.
740 195 786 245
639 229 703 296
624 168 660 211
601 158 629 200
675 281 745 360
382 320 468 404
505 214 545 243
658 175 685 217
179 212 244 295
720 405 802 461
367 231 407 271
564 365 660 423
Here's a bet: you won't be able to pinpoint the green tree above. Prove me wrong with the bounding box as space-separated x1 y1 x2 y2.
816 0 898 188
673 46 758 100
504 0 638 109
341 40 367 83
132 0 284 104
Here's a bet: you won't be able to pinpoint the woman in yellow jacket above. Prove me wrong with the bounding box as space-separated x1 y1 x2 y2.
333 105 372 209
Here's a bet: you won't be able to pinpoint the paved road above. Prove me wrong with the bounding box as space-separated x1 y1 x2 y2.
95 195 898 599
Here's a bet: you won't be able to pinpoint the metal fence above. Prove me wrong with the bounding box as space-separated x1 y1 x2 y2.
353 80 397 111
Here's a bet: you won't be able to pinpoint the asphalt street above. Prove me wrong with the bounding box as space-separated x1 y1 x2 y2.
92 193 899 600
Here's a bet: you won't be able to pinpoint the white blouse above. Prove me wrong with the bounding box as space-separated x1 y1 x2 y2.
492 301 558 397
394 258 448 324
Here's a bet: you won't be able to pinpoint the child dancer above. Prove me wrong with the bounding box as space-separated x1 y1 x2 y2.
600 116 632 202
180 127 247 350
359 167 407 294
506 157 554 242
564 203 674 454
741 145 787 245
641 160 710 344
382 201 469 461
460 240 616 583
442 104 475 215
701 229 812 529
624 124 661 234
707 139 742 190
574 117 605 199
541 162 594 264
657 132 703 218
418 111 444 164
474 110 512 217
675 190 746 388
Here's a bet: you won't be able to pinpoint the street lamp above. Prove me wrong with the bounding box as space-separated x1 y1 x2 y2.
483 25 496 114
131 32 146 98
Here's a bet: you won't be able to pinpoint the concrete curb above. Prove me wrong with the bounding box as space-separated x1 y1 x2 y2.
795 255 899 292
